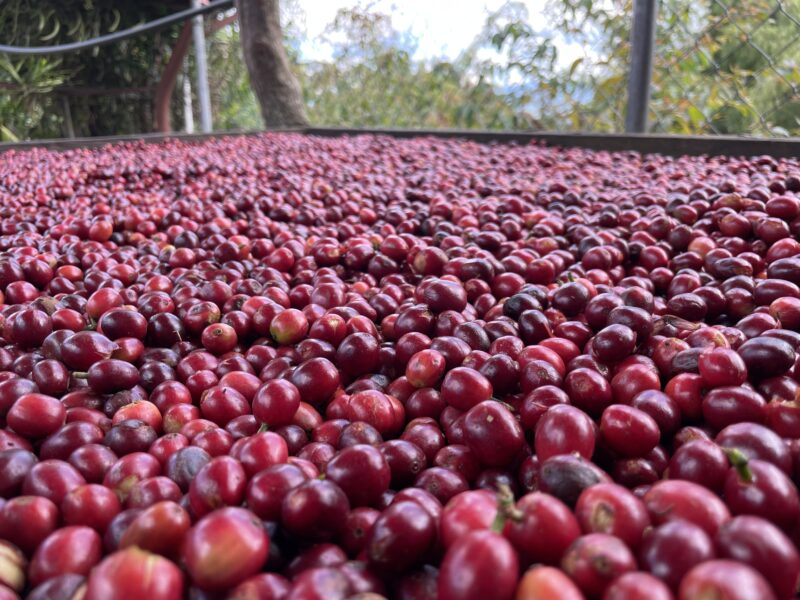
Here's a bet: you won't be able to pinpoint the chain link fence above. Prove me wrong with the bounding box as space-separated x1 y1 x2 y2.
479 0 800 137
645 0 800 136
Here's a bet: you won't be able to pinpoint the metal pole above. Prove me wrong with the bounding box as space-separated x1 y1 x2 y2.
183 62 195 133
61 97 76 139
625 0 657 133
191 0 213 133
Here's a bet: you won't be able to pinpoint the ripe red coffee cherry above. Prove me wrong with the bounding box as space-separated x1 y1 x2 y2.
560 533 636 597
344 390 404 437
245 464 307 522
463 401 524 466
516 566 584 600
715 515 800 600
61 484 122 532
270 309 309 345
6 309 52 349
600 404 660 458
438 530 518 600
406 349 447 388
252 379 301 427
644 480 731 536
199 386 249 426
335 333 380 377
503 491 581 566
679 560 776 600
324 444 391 507
575 482 650 549
440 367 493 411
87 359 140 394
592 324 637 363
61 332 117 371
183 507 268 591
564 367 613 417
7 393 65 438
440 489 497 548
29 526 102 587
290 358 341 406
200 323 238 355
535 404 595 461
281 479 350 541
723 457 800 529
188 456 247 517
84 547 184 600
639 520 714 591
603 572 672 600
366 500 437 573
698 347 748 387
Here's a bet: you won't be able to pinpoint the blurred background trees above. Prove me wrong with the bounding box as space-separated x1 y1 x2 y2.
2 0 800 140
0 0 188 139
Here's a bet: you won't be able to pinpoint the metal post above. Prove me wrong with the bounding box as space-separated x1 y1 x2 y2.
61 97 76 139
182 62 195 133
191 0 213 133
625 0 657 133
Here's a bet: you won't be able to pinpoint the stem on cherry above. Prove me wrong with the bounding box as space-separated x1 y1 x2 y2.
491 483 522 533
724 447 753 483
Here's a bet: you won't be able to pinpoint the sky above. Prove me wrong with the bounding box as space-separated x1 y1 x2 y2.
294 0 585 67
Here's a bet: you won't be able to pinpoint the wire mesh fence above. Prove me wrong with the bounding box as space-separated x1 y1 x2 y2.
513 0 800 136
647 0 800 136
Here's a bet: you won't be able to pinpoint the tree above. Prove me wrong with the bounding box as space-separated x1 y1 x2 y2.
0 0 189 139
236 0 308 127
480 0 800 136
298 7 533 129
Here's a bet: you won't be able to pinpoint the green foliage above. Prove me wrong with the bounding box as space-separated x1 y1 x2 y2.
475 0 800 135
651 0 800 135
298 8 533 129
206 21 262 131
474 0 632 131
0 0 185 139
4 0 800 138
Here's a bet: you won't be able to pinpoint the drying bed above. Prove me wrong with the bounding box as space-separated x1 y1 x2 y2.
0 132 798 599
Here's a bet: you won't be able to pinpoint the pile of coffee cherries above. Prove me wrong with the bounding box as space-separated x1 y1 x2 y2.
0 133 799 599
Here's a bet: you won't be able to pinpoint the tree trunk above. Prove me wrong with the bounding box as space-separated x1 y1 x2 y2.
236 0 308 127
155 15 241 133
154 22 193 133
